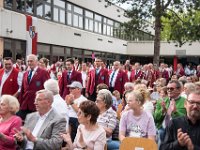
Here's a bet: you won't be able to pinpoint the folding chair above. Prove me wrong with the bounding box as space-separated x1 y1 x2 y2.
119 137 158 150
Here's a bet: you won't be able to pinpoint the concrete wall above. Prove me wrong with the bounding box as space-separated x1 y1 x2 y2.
127 41 200 56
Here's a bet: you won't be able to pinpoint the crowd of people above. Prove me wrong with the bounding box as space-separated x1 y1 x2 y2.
0 54 200 150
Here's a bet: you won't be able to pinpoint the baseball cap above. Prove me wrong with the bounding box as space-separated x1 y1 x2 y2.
67 81 83 89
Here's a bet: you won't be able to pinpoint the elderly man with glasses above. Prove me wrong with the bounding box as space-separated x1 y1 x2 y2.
160 90 200 150
154 80 187 147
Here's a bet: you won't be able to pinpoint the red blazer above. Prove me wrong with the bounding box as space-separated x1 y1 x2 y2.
86 68 109 95
176 68 185 77
130 69 143 82
0 68 19 96
109 70 128 94
19 68 50 111
159 70 169 81
59 70 82 99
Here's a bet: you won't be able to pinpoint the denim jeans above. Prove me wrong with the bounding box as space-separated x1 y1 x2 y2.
107 139 120 150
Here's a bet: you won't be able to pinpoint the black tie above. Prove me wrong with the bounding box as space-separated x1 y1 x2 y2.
28 70 33 83
110 71 116 87
67 71 71 81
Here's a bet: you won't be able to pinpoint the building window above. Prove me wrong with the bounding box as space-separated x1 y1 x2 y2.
53 0 65 24
85 10 94 31
36 0 51 20
37 44 51 60
103 18 114 36
94 14 102 34
73 6 83 29
4 0 13 9
67 3 72 25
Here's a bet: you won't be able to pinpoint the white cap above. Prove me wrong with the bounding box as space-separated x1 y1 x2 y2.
67 81 83 89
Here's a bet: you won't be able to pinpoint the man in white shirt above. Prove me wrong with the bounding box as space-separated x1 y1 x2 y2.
44 79 69 128
81 63 88 96
14 89 66 150
65 81 87 141
0 57 22 97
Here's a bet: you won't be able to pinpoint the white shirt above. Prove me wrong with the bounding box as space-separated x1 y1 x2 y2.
67 95 87 118
28 66 38 82
0 68 23 97
52 94 69 128
25 108 53 150
109 69 119 87
81 71 87 88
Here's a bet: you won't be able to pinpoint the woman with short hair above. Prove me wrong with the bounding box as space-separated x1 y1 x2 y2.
96 89 119 150
0 95 22 150
61 101 106 150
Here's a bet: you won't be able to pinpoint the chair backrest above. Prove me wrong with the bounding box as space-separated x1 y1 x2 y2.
119 137 158 150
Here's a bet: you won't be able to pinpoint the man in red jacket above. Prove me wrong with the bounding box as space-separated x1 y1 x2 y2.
0 57 22 97
17 54 50 120
86 57 109 101
59 58 82 99
109 61 128 95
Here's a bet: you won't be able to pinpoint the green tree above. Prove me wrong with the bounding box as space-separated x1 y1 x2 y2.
110 0 200 65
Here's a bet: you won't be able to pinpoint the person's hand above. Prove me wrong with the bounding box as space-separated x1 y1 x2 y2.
21 127 36 142
78 128 86 148
161 100 167 113
177 128 193 150
14 128 24 142
60 132 71 143
65 94 74 105
85 93 89 98
169 99 176 113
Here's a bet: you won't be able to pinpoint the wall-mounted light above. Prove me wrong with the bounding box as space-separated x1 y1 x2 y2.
6 28 13 33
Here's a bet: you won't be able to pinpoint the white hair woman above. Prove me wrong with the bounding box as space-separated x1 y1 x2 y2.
0 95 22 150
96 89 120 150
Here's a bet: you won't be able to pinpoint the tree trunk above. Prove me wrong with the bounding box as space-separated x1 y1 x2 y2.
153 0 162 66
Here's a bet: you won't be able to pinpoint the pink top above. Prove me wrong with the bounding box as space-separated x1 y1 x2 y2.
74 124 106 150
120 110 156 138
0 116 22 150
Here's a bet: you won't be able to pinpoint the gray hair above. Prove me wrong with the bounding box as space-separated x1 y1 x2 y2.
27 54 38 61
97 89 112 109
124 82 134 90
0 95 20 114
44 79 59 95
36 89 54 103
184 83 196 96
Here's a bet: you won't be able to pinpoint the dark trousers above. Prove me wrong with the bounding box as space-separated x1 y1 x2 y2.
88 91 97 102
69 117 79 142
16 110 34 122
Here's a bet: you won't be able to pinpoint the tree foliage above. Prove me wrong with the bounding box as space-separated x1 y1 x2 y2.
110 0 200 65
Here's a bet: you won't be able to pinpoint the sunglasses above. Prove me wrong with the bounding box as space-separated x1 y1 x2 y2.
167 87 177 91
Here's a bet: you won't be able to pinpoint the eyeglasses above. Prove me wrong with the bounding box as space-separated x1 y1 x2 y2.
167 87 177 91
187 99 200 107
69 87 77 90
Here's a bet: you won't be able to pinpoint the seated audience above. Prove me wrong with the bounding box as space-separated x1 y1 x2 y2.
65 81 87 142
61 101 106 150
44 79 69 128
14 90 66 150
112 90 122 111
119 89 156 141
96 89 120 150
0 95 22 150
160 91 200 150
